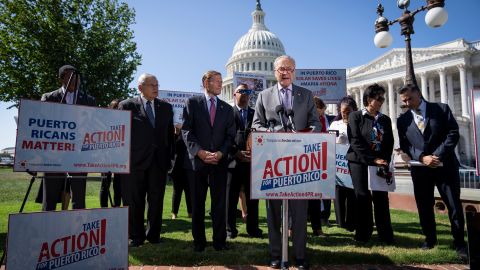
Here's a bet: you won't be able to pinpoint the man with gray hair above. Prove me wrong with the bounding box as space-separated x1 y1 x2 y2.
119 73 175 247
252 55 321 270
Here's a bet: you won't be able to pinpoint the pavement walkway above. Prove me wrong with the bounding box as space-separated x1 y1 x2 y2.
0 264 470 269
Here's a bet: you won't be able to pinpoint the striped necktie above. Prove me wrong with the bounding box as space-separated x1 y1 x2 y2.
414 108 425 133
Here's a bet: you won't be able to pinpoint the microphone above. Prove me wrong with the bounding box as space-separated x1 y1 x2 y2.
267 119 277 132
275 105 287 131
285 109 296 132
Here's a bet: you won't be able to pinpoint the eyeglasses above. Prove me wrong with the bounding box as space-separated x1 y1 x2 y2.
235 89 253 95
276 66 295 74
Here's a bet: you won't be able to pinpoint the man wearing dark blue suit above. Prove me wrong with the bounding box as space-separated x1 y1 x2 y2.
227 83 262 239
119 73 174 247
397 84 467 261
182 70 236 252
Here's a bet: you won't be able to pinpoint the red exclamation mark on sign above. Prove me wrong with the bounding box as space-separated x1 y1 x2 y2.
121 125 125 146
321 142 327 180
100 219 106 254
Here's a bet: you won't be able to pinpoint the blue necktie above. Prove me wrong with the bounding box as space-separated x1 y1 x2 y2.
145 100 155 127
240 109 247 127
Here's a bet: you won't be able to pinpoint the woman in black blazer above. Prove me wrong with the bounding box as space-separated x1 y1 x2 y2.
346 83 394 244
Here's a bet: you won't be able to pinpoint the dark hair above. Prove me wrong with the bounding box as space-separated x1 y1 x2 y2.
398 83 420 95
202 70 221 86
363 83 385 107
313 96 326 109
334 95 358 121
58 64 77 79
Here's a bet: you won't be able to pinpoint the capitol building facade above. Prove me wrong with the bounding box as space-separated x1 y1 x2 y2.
222 1 479 166
221 1 284 102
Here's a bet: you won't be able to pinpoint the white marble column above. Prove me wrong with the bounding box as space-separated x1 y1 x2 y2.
359 87 364 109
388 80 395 119
396 91 402 118
457 64 468 117
447 74 455 112
467 70 474 115
438 68 447 103
420 72 428 100
332 104 338 116
428 78 435 102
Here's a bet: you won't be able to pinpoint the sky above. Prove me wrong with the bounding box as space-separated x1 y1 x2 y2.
1 0 480 150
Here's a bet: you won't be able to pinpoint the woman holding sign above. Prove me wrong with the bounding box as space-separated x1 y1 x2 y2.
329 96 357 232
346 84 394 244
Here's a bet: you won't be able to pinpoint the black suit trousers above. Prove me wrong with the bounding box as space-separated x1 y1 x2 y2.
187 165 228 247
348 162 393 242
42 173 86 211
121 164 167 243
411 166 465 247
334 185 356 231
227 162 260 235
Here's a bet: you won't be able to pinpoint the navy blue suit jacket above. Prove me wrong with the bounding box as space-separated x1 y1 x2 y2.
181 95 236 170
397 101 460 168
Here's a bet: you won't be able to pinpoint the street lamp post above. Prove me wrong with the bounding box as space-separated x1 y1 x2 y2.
373 0 448 88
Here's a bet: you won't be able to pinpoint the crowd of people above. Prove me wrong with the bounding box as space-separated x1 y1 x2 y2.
37 56 468 268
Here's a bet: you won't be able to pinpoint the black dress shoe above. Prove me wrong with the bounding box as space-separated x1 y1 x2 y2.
147 237 162 244
296 259 310 270
128 240 143 247
269 259 281 269
227 231 238 239
193 244 205 252
247 228 263 238
213 244 230 251
455 246 468 262
421 241 435 250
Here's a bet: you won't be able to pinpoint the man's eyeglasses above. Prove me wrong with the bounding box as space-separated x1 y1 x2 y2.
235 89 254 95
276 67 295 74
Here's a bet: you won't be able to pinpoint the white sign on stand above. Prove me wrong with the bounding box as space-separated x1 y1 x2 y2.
294 69 346 103
14 99 131 173
250 132 336 199
6 207 128 270
158 90 202 124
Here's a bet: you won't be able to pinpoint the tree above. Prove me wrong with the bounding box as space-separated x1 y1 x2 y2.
0 0 141 107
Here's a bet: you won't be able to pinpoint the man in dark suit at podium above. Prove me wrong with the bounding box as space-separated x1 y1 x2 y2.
397 84 467 261
252 55 321 270
119 73 174 247
227 83 262 239
40 64 96 211
182 70 235 252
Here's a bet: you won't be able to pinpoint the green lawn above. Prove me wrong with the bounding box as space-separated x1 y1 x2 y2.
0 167 464 266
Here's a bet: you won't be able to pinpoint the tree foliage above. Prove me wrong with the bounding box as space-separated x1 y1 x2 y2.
0 0 141 107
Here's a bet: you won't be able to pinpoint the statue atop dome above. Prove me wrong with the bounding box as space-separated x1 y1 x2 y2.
256 0 262 11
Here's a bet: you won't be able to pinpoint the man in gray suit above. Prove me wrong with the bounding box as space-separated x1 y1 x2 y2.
252 55 321 270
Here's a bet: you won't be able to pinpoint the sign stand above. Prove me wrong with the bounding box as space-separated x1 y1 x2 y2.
281 199 289 269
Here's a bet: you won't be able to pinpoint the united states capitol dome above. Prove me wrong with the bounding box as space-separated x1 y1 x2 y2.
222 0 286 102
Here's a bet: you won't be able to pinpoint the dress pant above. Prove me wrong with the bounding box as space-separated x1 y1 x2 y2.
187 165 228 248
121 163 167 243
42 173 87 211
334 185 356 231
227 162 260 235
100 173 122 207
307 200 322 231
348 162 393 242
411 166 466 248
267 199 308 260
320 199 332 221
171 168 192 215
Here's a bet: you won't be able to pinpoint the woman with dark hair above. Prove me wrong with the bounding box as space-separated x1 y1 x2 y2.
329 96 357 232
346 84 394 244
